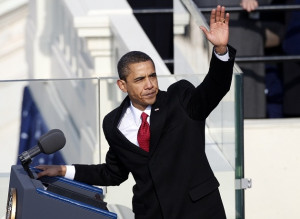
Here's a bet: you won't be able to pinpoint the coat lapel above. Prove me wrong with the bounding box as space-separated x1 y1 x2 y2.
149 91 167 156
112 96 149 156
112 96 130 128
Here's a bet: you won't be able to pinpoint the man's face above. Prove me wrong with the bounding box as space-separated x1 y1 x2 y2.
117 60 159 111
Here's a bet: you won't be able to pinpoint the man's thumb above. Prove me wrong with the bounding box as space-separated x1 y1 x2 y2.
199 26 209 36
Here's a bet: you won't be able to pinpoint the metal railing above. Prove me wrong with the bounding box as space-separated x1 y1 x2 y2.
235 55 300 63
198 4 300 13
132 4 300 14
132 8 173 14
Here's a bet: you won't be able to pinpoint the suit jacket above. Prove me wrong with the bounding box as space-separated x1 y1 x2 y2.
74 46 236 219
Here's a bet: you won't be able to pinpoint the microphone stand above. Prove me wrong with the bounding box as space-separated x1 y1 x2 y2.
19 151 35 179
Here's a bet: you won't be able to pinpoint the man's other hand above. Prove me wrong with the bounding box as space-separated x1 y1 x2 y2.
35 165 66 178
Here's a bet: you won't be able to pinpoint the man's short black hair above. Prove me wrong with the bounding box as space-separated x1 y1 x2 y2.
117 51 155 80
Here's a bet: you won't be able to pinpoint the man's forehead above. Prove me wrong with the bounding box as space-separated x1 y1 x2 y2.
128 61 155 73
129 60 154 68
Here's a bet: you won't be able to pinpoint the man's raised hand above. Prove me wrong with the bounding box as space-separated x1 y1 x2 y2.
200 5 230 55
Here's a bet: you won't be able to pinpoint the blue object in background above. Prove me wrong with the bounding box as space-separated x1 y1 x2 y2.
265 64 283 118
17 86 66 166
283 0 300 55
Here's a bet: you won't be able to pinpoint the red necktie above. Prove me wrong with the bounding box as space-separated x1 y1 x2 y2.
137 112 150 152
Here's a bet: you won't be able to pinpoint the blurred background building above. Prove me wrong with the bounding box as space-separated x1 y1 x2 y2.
0 0 300 218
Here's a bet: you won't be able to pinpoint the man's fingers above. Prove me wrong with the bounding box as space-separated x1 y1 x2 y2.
200 26 209 36
225 12 230 24
35 165 46 170
215 5 221 22
220 6 226 22
36 166 49 178
210 9 216 27
37 171 46 178
35 165 57 178
211 5 227 24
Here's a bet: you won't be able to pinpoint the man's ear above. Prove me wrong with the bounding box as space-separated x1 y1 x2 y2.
117 79 127 93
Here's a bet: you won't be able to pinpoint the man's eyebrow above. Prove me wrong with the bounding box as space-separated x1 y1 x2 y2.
133 73 156 82
134 76 145 81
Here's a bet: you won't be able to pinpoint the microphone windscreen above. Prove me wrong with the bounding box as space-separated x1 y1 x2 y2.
38 129 66 154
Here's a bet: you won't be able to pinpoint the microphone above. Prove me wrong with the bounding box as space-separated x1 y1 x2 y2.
19 129 66 166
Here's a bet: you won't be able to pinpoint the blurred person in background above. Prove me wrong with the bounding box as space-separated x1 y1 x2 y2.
196 0 284 118
282 0 300 117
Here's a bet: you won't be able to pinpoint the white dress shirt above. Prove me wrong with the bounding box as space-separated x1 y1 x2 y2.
214 47 229 61
118 102 151 147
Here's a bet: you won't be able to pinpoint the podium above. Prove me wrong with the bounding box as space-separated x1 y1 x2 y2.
6 165 117 219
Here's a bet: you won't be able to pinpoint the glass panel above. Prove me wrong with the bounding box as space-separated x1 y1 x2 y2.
178 0 245 218
0 72 243 218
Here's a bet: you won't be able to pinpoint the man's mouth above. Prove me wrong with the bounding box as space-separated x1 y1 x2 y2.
144 91 156 98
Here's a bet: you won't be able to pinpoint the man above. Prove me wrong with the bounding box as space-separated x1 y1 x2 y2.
37 5 236 219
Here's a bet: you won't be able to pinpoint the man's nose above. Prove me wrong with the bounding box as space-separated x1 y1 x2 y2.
145 77 153 89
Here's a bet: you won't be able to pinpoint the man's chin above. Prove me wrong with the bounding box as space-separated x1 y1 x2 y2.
143 98 156 106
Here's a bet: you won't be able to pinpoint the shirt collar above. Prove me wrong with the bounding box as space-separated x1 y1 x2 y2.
129 102 152 126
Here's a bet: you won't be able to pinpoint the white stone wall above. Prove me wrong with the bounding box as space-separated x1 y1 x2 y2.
244 119 300 219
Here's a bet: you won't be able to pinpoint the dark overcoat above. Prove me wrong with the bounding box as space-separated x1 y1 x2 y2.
74 46 236 219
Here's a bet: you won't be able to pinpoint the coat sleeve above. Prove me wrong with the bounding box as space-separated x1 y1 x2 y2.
174 45 236 120
73 147 129 186
73 113 129 186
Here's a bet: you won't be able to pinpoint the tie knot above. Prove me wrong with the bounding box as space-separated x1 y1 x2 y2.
141 112 148 121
